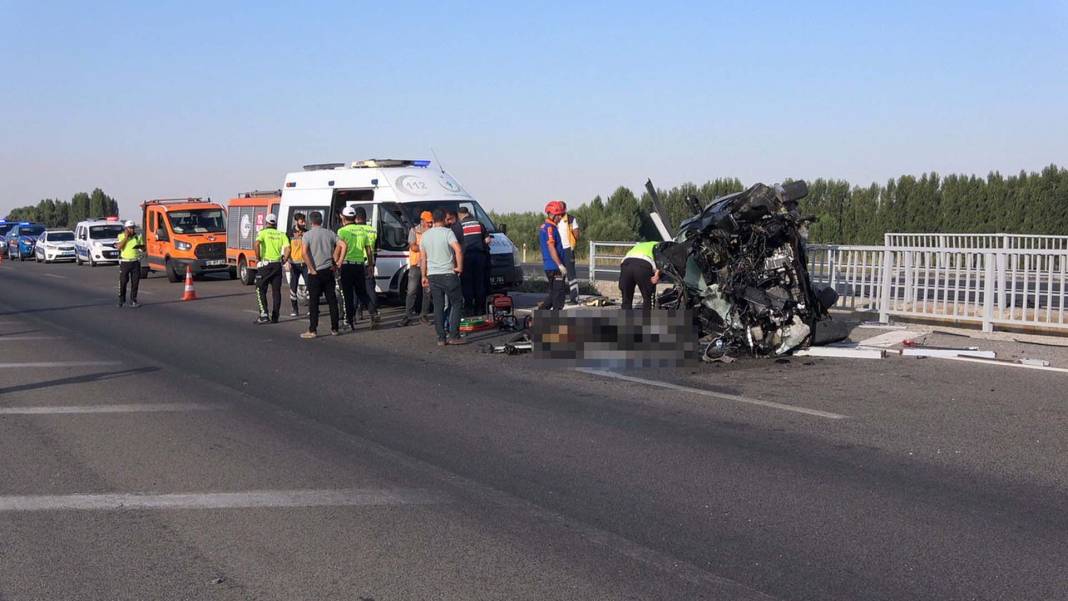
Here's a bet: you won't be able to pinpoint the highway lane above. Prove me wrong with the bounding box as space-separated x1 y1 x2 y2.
2 258 1068 600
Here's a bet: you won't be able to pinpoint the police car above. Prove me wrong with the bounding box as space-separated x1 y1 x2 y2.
34 230 77 263
3 222 46 261
73 219 124 266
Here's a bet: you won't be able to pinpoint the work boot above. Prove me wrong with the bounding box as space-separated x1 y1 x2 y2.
129 301 141 309
420 315 431 325
256 315 270 325
398 316 411 327
117 301 125 308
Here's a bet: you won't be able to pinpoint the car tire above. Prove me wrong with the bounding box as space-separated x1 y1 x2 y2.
165 258 181 283
238 257 254 286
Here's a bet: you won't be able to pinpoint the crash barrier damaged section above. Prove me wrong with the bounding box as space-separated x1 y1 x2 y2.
589 240 1068 334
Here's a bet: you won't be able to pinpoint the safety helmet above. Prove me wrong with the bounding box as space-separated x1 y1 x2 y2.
123 220 135 228
545 200 566 216
265 213 278 225
341 206 356 218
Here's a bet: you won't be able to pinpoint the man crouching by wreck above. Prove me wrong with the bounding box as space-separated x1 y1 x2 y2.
618 240 661 314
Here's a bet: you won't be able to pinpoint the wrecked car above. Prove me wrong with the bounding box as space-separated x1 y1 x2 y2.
649 180 838 360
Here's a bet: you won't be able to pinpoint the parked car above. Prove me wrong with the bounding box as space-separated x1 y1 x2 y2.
74 219 125 266
3 222 46 261
0 220 14 257
34 230 77 263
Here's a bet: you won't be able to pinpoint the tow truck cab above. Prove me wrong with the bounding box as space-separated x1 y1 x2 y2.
141 198 230 282
225 190 281 285
276 159 523 300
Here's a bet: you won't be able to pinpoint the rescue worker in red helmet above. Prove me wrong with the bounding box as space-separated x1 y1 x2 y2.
538 201 568 311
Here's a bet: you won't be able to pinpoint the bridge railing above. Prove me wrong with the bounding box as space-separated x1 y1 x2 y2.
588 239 1068 333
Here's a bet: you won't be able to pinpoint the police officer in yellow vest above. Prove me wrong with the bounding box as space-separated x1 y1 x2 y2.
351 209 379 322
337 206 379 330
619 241 661 313
116 220 145 308
254 213 290 324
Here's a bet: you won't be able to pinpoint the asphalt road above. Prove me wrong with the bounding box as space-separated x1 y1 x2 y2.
2 258 1067 600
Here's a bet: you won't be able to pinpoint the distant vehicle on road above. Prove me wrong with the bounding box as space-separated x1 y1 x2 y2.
3 222 45 261
74 218 124 266
225 190 281 285
34 230 77 263
141 198 231 282
0 219 14 257
276 159 523 303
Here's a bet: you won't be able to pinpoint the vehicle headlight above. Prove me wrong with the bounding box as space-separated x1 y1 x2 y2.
175 240 192 251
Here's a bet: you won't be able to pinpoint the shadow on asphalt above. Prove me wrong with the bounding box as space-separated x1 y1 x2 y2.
0 301 117 316
0 330 42 336
0 367 161 396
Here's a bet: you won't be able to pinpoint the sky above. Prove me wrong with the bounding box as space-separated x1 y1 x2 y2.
2 0 1066 219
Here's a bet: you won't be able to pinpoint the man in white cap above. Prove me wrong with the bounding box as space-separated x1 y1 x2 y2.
254 213 290 324
116 219 145 308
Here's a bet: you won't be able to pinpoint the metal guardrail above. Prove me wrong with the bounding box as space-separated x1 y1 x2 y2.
589 239 1068 333
885 233 1068 250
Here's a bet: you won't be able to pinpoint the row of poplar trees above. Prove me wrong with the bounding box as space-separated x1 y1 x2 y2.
5 189 120 228
491 164 1068 258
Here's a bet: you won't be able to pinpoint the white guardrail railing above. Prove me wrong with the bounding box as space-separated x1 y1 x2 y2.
589 237 1068 333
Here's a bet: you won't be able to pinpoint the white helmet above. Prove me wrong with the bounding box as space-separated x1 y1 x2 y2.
341 206 356 218
265 213 278 225
123 220 136 228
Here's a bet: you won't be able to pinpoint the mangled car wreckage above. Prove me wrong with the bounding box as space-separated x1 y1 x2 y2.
649 180 839 360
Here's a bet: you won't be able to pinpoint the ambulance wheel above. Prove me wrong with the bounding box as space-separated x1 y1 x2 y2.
165 258 181 283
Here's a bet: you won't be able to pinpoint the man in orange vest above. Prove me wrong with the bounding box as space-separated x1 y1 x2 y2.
399 210 434 326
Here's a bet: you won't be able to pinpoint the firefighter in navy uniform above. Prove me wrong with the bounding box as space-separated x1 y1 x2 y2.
458 206 491 316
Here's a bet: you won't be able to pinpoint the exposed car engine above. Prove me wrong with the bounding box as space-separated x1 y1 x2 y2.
651 180 838 359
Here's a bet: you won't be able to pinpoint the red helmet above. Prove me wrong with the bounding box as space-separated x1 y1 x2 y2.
545 200 566 216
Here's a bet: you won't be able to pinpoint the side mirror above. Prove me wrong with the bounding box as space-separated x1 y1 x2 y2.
498 223 507 235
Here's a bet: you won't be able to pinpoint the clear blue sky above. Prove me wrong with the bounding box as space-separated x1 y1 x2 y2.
2 0 1066 219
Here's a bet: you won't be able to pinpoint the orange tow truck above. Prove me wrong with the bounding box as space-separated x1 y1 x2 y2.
142 198 232 282
225 190 281 285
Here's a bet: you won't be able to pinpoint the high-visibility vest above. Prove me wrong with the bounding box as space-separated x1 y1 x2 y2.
623 241 657 268
409 226 424 266
117 232 144 261
560 215 578 248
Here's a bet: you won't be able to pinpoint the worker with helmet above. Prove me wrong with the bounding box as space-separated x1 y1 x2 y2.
538 201 568 311
116 219 145 308
254 213 290 324
337 205 379 330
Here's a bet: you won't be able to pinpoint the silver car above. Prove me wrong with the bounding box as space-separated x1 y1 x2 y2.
34 230 77 263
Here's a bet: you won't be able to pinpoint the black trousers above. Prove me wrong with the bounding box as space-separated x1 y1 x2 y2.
339 263 375 325
619 258 656 312
462 251 488 314
255 262 283 321
307 268 339 333
118 260 140 303
289 262 305 313
543 269 566 311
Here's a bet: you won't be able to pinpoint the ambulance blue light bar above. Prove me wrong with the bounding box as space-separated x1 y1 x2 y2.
411 160 431 167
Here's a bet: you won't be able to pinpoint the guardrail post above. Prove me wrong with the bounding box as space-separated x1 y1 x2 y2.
996 252 1007 318
588 240 596 283
983 252 995 332
903 251 913 305
828 249 837 293
879 248 893 323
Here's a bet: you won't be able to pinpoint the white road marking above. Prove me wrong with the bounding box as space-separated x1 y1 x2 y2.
0 488 443 512
41 273 66 279
0 336 62 342
0 361 122 369
576 368 849 419
0 402 222 415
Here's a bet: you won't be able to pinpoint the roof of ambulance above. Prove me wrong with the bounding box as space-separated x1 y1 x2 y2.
283 162 475 201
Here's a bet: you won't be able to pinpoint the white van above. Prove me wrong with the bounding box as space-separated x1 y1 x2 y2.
277 159 523 300
73 219 125 266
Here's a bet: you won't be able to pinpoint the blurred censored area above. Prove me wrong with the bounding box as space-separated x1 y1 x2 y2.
532 309 698 368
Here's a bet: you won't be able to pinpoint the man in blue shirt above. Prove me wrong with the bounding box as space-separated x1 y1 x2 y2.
538 201 567 311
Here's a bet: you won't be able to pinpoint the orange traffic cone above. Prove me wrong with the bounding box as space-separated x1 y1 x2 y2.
181 266 198 301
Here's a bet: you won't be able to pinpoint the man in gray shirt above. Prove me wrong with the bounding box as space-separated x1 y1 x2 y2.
419 208 465 345
300 212 343 338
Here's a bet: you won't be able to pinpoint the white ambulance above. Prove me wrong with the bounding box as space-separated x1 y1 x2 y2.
277 159 523 300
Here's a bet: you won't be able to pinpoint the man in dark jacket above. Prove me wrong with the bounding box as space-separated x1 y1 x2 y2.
458 206 491 315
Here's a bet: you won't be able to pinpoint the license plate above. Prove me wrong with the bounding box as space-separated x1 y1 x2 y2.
205 259 225 266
